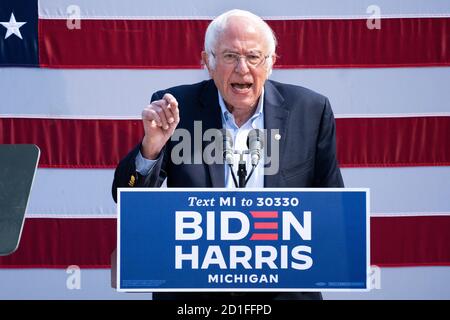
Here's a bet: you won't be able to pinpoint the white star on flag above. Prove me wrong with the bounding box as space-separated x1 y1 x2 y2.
1 13 27 40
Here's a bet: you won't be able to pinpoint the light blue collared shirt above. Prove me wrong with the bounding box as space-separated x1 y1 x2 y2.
135 90 265 188
218 91 265 188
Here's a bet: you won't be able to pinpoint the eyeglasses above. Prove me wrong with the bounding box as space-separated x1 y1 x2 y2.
211 51 269 67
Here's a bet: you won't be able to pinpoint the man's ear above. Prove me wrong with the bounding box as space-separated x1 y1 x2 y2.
266 53 277 78
201 51 213 76
271 53 277 66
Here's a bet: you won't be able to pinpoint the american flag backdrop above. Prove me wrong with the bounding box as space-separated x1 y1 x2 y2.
0 0 449 298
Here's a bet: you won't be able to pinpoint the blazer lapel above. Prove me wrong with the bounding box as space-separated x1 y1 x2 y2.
263 81 289 187
199 80 225 187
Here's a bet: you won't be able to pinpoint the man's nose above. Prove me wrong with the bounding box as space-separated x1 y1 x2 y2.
234 57 250 74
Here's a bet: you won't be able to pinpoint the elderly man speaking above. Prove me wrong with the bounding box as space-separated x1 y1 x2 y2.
112 9 344 301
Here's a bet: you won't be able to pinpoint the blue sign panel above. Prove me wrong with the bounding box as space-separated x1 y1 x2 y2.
117 188 369 292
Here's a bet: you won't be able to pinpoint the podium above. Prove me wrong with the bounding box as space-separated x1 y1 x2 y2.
114 188 369 292
0 144 40 256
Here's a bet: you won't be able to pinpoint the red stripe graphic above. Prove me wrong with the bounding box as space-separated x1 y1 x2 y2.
39 18 450 69
254 222 279 229
250 233 279 241
0 216 449 268
1 117 449 168
250 211 279 218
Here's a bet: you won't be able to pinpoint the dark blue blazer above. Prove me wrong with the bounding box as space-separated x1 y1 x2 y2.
112 79 344 300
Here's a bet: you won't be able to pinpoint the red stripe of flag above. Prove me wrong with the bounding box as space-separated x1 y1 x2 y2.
371 216 450 267
39 18 450 69
0 118 143 168
1 117 449 168
335 116 450 168
0 218 116 268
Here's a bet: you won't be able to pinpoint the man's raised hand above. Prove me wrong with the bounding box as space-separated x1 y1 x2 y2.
141 93 180 159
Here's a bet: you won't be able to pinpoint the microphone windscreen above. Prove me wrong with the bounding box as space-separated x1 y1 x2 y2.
222 129 234 164
247 129 264 149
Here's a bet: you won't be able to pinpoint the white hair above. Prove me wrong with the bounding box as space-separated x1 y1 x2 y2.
204 9 277 73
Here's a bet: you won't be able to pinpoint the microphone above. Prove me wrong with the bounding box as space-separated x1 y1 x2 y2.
247 129 264 166
221 129 239 188
222 129 234 165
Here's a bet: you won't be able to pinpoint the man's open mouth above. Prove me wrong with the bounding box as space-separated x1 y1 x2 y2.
231 83 253 90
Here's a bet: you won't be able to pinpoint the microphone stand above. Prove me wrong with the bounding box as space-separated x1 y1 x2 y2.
237 153 247 188
237 151 257 188
227 163 239 189
224 129 262 188
226 151 258 188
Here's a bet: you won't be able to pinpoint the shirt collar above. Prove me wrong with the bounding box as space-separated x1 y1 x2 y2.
217 89 264 125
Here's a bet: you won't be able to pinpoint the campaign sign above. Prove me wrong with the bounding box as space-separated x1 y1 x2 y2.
117 188 369 292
